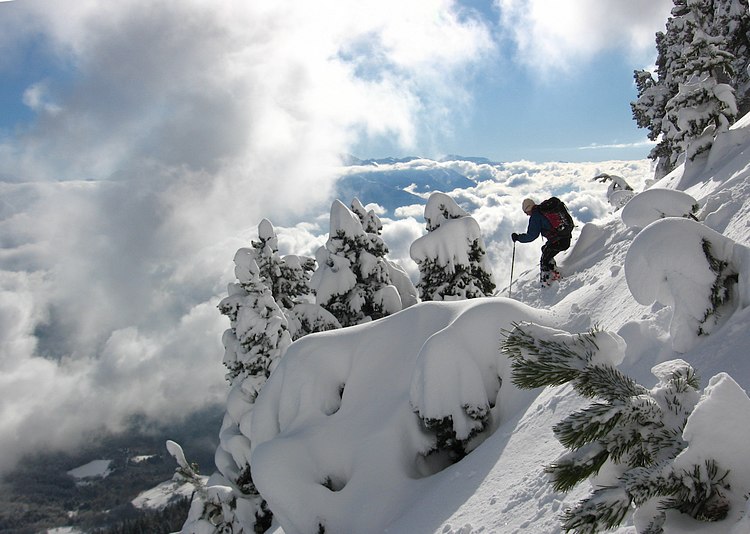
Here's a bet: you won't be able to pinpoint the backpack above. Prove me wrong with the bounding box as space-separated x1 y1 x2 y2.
537 197 574 239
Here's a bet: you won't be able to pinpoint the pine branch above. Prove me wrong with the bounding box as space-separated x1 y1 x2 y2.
545 444 609 492
553 402 624 450
661 460 731 522
621 461 675 506
502 325 598 389
574 365 647 400
561 486 631 534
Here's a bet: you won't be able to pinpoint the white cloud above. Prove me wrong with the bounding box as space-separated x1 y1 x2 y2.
495 0 673 72
0 0 493 472
579 139 657 150
394 204 427 219
22 82 62 115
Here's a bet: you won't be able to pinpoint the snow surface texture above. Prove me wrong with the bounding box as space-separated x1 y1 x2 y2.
250 299 551 534
237 114 750 533
620 188 698 229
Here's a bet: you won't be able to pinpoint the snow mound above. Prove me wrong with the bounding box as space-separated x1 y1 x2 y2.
621 188 698 230
670 373 750 532
624 217 749 352
248 298 550 534
423 191 469 231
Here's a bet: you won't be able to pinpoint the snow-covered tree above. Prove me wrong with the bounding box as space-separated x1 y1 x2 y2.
238 219 339 339
631 0 749 176
350 197 383 235
242 219 310 312
185 258 292 532
593 173 635 210
410 192 495 301
350 197 418 308
632 0 694 178
502 323 731 534
220 257 291 386
663 25 737 162
179 248 294 533
311 199 402 327
620 188 699 230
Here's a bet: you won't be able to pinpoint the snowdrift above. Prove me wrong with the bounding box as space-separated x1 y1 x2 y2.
249 298 551 534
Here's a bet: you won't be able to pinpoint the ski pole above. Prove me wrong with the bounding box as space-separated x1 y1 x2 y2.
509 241 516 299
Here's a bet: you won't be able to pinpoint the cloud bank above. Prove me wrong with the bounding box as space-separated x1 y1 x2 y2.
495 0 673 72
0 0 492 473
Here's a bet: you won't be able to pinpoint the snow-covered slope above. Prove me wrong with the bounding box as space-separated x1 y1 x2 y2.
246 117 750 534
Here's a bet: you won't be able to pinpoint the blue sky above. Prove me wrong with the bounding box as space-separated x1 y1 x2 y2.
352 0 672 162
0 0 671 166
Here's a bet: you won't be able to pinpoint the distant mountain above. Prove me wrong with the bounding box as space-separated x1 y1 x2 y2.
439 154 500 165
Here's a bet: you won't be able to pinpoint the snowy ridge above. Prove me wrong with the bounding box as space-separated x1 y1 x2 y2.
246 115 750 534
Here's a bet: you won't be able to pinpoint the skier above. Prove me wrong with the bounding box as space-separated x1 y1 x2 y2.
511 197 573 287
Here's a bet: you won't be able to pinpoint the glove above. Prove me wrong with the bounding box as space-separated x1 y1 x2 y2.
511 232 519 242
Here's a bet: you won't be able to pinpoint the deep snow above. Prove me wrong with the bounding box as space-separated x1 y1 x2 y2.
246 117 750 533
171 114 750 534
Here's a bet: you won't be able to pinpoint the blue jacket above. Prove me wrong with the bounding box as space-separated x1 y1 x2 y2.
516 207 552 243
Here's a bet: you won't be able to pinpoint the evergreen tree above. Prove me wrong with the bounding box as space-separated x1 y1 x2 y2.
663 6 738 162
219 258 291 386
501 323 730 534
191 258 291 533
242 219 310 312
410 192 495 301
632 0 694 178
350 197 418 308
350 197 383 235
311 200 402 327
631 0 749 177
711 0 750 113
180 255 292 533
179 219 343 534
238 219 339 339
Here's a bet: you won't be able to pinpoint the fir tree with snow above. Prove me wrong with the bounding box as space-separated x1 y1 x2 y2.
311 199 402 327
710 0 750 114
632 0 695 178
350 197 383 235
663 24 737 162
350 197 418 308
241 219 309 312
218 258 291 385
625 217 746 353
502 322 731 534
410 192 495 301
631 0 749 176
620 188 699 230
238 219 339 339
180 257 292 533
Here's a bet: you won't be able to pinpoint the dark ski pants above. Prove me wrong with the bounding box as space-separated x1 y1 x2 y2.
540 237 571 273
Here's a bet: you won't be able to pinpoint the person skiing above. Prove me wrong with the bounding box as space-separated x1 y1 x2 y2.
511 197 573 287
